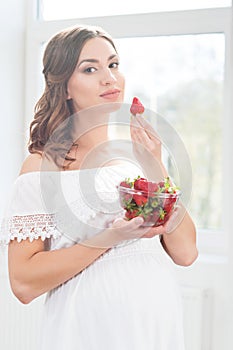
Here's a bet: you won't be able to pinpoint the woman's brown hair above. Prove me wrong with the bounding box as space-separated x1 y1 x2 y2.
28 25 117 169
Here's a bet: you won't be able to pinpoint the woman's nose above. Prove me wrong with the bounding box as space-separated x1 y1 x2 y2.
100 68 117 85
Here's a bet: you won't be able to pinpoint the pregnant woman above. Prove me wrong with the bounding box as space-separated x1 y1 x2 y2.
1 24 197 350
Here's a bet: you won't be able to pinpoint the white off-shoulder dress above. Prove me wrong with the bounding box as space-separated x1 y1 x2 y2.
0 163 185 350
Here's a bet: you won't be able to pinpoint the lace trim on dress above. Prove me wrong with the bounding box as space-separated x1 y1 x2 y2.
0 213 62 245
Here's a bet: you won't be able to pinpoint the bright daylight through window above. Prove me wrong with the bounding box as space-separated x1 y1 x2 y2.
40 0 231 20
115 34 224 233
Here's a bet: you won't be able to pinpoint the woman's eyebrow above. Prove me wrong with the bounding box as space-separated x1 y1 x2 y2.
77 54 118 67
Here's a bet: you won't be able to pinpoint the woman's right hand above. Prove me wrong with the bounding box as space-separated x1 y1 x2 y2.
80 216 160 248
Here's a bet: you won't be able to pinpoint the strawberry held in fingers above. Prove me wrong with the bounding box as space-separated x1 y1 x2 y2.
130 97 145 116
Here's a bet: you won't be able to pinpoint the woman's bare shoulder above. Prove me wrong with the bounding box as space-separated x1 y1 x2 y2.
19 153 43 176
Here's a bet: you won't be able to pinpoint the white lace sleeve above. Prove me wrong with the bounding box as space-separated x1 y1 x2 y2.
0 213 61 244
0 172 62 245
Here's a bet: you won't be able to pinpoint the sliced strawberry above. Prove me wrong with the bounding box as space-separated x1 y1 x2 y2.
133 194 148 206
130 97 145 115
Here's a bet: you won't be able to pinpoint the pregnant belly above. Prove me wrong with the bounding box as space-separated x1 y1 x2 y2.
47 237 180 312
43 241 184 350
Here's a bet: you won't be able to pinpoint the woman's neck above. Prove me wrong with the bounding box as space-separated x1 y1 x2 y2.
74 125 109 149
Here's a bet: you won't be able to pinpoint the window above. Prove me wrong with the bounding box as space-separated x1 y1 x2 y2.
25 4 233 254
115 34 224 232
39 0 232 21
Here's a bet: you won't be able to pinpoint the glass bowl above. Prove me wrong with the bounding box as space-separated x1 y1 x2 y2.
117 180 180 227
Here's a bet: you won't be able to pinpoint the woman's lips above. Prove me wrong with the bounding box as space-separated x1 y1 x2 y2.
100 89 121 100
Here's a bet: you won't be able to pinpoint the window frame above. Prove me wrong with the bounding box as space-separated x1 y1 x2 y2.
25 2 233 255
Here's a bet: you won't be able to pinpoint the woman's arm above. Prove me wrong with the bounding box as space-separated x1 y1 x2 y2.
160 205 198 266
8 216 154 304
9 154 110 304
8 239 109 304
140 204 197 266
130 115 198 266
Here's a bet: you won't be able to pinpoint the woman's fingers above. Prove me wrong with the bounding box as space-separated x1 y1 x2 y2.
131 118 151 147
83 216 148 248
142 225 166 238
130 116 161 145
141 209 179 239
134 115 161 142
110 216 153 239
112 216 144 231
130 116 162 160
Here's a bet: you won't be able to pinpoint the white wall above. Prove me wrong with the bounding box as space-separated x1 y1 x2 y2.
176 256 233 350
0 0 26 219
0 0 27 348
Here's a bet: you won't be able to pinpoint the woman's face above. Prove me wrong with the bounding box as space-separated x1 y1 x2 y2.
67 37 125 112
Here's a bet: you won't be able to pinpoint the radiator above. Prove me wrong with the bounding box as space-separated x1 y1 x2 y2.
181 285 213 350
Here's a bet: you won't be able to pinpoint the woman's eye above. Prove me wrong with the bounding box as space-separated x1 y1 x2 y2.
109 62 119 69
84 67 97 73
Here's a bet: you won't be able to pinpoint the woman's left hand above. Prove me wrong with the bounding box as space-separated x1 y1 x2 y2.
141 209 178 238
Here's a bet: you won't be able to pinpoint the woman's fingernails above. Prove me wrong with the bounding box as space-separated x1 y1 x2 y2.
135 217 144 225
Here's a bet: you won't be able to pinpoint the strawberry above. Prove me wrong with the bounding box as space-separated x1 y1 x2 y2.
119 181 132 205
130 97 145 115
157 218 165 226
164 197 176 213
125 209 140 220
120 181 131 188
121 193 133 206
133 194 148 206
158 181 165 189
134 178 148 192
148 182 159 196
118 176 179 226
148 182 159 192
134 178 159 197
